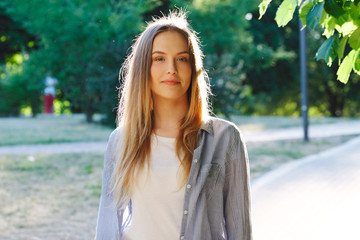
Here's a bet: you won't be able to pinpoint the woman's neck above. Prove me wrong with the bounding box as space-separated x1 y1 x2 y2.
152 97 189 138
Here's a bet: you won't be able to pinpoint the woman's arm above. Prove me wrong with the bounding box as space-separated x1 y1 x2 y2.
95 130 123 240
223 130 252 240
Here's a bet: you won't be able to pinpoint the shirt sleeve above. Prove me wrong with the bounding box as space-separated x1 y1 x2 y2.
95 129 123 240
223 128 252 240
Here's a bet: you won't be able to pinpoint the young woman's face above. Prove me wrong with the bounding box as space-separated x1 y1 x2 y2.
150 31 192 103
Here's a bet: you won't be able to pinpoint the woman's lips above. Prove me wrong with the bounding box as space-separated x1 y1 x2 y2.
162 80 180 86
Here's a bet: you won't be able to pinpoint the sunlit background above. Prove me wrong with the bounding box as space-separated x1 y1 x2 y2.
1 0 360 239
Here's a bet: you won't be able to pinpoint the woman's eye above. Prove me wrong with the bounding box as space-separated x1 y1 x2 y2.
177 57 188 62
154 57 165 61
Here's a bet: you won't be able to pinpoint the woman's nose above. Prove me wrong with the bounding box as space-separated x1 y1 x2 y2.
167 60 177 74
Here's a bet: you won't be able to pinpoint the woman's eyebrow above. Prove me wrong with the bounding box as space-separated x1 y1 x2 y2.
176 51 190 55
152 50 189 55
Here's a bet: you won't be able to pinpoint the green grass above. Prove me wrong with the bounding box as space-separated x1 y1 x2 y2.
0 153 103 239
1 114 358 146
0 114 113 146
230 115 359 131
247 135 357 179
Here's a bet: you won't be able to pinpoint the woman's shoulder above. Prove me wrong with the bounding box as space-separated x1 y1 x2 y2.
106 126 125 153
202 117 247 162
108 126 123 140
202 116 245 145
203 116 241 135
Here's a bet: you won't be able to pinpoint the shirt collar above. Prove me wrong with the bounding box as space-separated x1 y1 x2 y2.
200 117 214 135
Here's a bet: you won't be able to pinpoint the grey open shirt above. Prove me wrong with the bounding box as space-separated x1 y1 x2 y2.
95 117 252 240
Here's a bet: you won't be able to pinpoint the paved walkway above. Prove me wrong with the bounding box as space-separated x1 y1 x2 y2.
1 121 360 155
251 135 360 240
0 141 108 155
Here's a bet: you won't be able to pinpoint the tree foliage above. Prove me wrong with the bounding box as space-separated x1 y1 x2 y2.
259 0 360 83
172 0 290 116
0 9 37 64
252 0 360 117
0 0 151 122
1 0 359 121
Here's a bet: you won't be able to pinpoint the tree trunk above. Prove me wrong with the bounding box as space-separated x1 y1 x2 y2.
85 109 93 123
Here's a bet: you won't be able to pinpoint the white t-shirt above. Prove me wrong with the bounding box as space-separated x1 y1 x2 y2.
122 134 185 240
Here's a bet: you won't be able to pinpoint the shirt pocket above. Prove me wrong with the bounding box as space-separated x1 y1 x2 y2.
198 163 222 199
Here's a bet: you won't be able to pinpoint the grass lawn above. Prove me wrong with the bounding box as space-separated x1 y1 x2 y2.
1 114 358 146
0 114 113 146
231 115 359 131
0 153 103 240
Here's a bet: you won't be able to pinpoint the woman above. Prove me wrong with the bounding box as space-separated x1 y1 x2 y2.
95 11 252 240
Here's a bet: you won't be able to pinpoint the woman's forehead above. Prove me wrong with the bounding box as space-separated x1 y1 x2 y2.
152 31 189 53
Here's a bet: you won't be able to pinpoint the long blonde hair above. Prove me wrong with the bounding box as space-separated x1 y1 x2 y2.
111 11 211 209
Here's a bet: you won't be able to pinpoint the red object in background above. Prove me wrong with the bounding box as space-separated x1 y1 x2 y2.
44 94 55 114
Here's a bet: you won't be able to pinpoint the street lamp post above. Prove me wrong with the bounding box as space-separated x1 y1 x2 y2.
299 18 309 142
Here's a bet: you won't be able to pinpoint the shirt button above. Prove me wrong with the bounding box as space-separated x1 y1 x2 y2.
180 236 184 240
186 184 192 189
194 158 198 163
184 210 188 215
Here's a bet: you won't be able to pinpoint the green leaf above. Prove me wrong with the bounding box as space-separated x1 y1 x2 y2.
349 3 360 27
319 6 328 26
340 21 358 36
275 0 298 27
324 0 346 18
259 0 273 19
354 50 360 74
355 0 360 6
338 36 348 62
349 28 360 50
335 11 350 26
344 0 352 8
322 16 336 38
315 35 339 66
299 1 313 26
306 2 325 30
337 49 357 83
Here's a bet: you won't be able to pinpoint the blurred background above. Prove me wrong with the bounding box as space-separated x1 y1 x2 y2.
1 0 360 122
1 0 360 239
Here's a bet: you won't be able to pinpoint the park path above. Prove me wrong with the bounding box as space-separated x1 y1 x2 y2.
1 120 360 155
1 120 360 239
251 135 360 240
0 141 108 155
